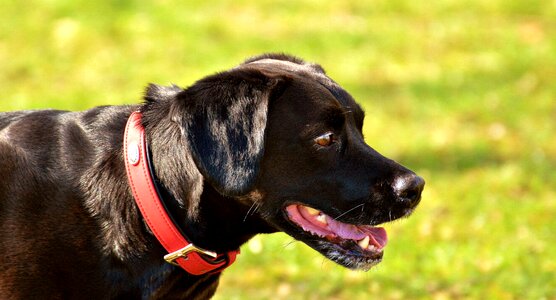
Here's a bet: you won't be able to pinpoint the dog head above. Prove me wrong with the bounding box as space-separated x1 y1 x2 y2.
146 54 424 270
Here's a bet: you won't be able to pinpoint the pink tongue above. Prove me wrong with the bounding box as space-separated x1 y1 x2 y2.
327 218 388 248
286 205 388 248
327 218 367 240
362 227 388 248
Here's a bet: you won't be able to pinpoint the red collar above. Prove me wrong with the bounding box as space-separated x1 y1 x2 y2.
123 111 239 275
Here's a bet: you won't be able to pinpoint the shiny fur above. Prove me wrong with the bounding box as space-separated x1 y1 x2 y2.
0 54 423 299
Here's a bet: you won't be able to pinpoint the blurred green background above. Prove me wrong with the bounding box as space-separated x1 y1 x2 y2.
1 0 555 299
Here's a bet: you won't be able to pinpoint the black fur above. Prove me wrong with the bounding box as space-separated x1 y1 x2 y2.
0 54 423 299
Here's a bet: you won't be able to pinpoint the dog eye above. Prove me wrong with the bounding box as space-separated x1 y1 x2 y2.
315 132 335 147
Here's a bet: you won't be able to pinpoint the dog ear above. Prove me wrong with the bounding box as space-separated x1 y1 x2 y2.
171 68 289 196
144 83 182 103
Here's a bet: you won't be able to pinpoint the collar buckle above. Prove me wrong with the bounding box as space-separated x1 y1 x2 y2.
164 244 218 266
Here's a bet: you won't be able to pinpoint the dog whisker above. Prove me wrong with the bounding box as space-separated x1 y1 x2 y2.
342 109 353 116
357 204 366 223
282 239 298 250
321 257 328 270
243 201 260 222
334 203 365 221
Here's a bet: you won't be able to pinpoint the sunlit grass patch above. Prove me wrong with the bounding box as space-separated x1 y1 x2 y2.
1 0 555 298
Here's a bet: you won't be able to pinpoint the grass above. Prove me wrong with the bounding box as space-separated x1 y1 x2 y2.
1 0 555 299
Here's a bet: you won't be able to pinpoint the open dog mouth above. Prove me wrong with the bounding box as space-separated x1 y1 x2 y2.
285 204 388 270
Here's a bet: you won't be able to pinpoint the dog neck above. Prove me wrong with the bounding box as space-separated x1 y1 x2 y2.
140 109 277 258
124 111 242 275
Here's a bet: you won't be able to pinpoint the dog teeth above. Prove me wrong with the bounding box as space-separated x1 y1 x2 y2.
358 236 370 249
315 213 328 225
305 206 320 216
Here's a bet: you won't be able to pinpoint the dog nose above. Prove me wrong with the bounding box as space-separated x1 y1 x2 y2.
392 174 425 208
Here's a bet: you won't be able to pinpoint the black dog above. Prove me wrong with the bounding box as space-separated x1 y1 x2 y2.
0 54 424 299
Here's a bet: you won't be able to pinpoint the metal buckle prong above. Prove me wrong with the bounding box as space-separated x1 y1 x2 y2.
164 244 218 266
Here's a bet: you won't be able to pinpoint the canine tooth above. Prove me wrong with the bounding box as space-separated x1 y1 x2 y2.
305 207 320 216
315 213 328 225
358 236 370 249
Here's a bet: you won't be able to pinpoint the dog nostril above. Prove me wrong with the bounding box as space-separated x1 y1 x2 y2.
392 174 425 208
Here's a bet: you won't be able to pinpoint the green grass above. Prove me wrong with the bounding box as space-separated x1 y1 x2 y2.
1 1 555 299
